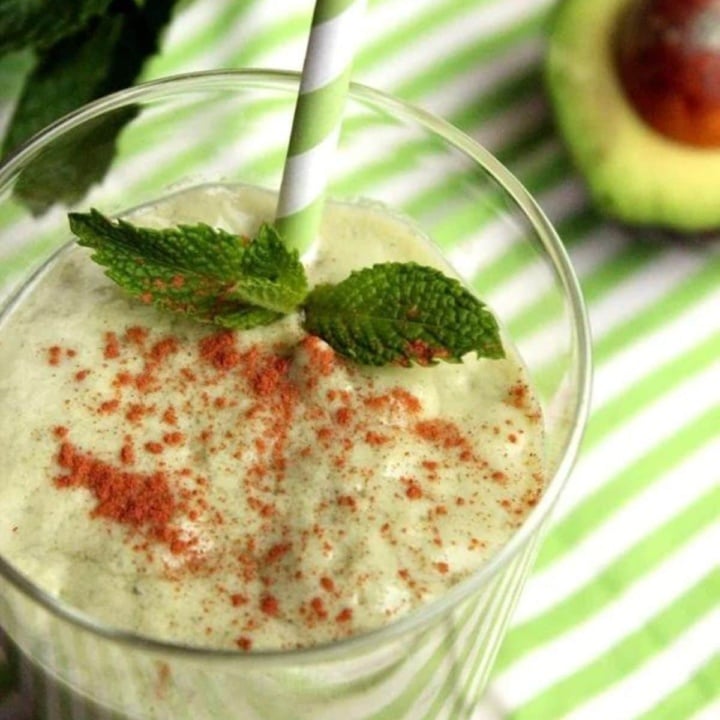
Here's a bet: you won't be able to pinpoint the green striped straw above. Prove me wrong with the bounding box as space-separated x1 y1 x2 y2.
276 0 366 254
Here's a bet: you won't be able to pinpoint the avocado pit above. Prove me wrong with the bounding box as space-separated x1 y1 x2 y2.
615 0 720 148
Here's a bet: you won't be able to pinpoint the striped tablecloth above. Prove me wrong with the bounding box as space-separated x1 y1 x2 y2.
0 1 718 718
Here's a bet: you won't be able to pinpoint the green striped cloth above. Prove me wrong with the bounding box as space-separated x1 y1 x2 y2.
1 1 718 718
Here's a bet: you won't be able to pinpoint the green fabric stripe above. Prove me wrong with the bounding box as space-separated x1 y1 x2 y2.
141 3 256 80
583 333 719 451
536 383 719 574
334 70 550 207
431 152 572 253
531 255 720 396
422 548 536 720
508 237 664 339
404 116 555 221
312 0 358 24
592 259 720 365
507 571 720 720
497 482 720 672
467 202 593 304
635 655 720 720
395 13 545 102
367 597 481 719
356 0 495 72
286 70 354 156
225 12 318 68
453 68 544 132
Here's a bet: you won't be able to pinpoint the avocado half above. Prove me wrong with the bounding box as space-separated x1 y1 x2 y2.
546 0 720 233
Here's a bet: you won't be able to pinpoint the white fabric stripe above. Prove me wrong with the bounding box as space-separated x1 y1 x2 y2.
592 292 720 405
587 245 720 340
550 359 720 525
516 248 714 370
494 522 719 706
300 2 365 94
421 40 544 122
565 609 720 720
276 129 340 217
514 435 720 624
689 699 720 720
362 0 551 93
487 225 627 327
448 172 587 283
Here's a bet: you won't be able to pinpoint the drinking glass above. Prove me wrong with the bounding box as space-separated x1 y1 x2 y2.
0 70 591 720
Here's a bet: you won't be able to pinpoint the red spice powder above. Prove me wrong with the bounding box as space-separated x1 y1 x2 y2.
75 369 91 382
300 336 335 376
404 480 423 500
364 431 390 446
265 542 291 564
310 596 328 619
103 332 120 359
320 577 335 593
120 441 136 466
55 441 176 532
404 339 450 366
230 593 248 607
113 371 132 387
47 346 62 366
235 636 253 651
99 399 120 415
507 382 528 409
125 403 147 423
335 407 353 425
335 608 353 623
337 495 357 509
415 419 464 448
251 355 290 396
260 594 280 617
199 331 241 371
149 337 179 364
125 326 149 345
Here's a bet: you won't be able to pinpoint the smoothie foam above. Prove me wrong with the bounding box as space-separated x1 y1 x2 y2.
0 185 545 652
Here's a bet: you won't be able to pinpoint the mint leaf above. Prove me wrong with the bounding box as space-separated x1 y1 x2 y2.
303 263 505 366
68 211 307 329
233 224 308 313
0 0 112 55
5 0 179 213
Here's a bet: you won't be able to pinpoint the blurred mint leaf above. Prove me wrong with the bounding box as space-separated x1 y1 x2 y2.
4 0 180 214
303 262 505 366
0 0 113 55
68 211 308 329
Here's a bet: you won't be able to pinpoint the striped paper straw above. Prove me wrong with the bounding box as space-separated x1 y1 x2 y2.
276 0 366 253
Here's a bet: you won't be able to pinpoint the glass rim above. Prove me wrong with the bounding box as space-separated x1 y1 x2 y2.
0 68 592 665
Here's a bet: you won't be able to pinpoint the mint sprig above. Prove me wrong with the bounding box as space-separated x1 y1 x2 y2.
69 211 305 330
69 210 504 366
303 263 504 366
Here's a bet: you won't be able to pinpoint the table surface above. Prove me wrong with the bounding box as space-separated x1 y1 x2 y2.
0 1 718 719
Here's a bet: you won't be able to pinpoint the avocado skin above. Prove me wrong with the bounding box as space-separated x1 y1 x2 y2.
545 0 720 234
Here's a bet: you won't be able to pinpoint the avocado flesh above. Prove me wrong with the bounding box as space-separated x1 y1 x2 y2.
546 0 720 233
